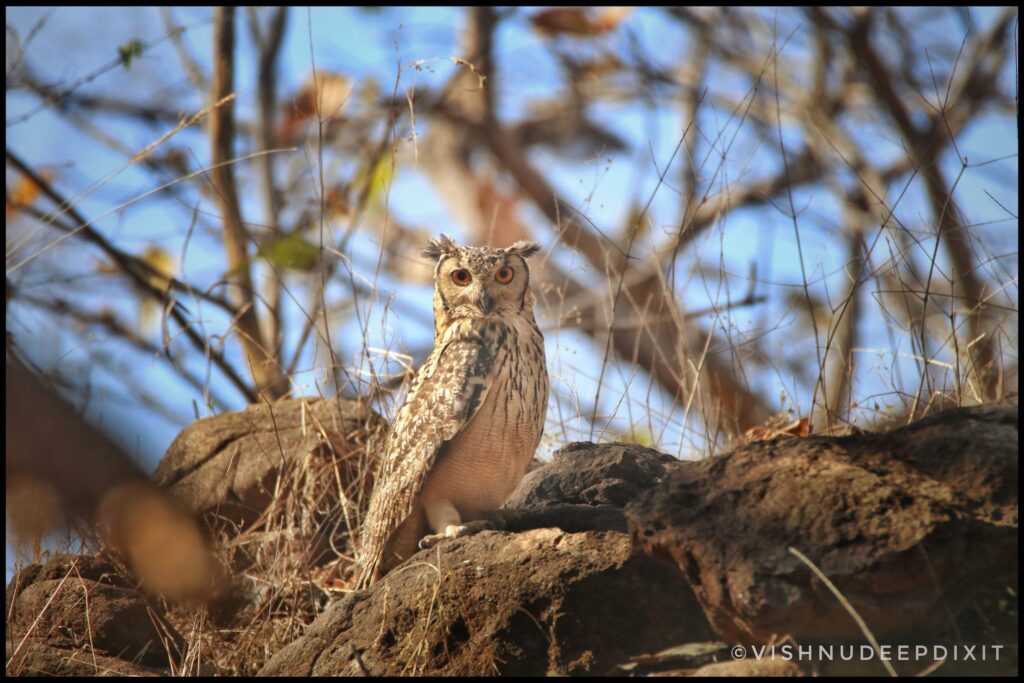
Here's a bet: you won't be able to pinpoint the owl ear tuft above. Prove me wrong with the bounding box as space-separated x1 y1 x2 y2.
422 234 459 260
507 240 542 259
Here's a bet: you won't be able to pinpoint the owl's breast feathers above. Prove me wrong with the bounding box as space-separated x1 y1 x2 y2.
356 317 535 587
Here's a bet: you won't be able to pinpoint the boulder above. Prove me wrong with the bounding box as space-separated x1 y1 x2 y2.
504 441 681 509
10 403 1017 676
259 441 709 675
153 397 386 536
483 440 685 535
259 528 713 676
627 400 1019 645
5 555 182 676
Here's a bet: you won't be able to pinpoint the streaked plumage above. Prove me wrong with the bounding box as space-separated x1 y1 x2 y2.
355 235 549 588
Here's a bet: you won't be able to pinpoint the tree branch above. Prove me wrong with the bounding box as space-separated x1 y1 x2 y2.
5 148 256 403
252 6 289 368
210 7 288 401
847 8 1004 398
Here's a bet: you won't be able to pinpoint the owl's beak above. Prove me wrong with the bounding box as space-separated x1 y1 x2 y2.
477 288 494 313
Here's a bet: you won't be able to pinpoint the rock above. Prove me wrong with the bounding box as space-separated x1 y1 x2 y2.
150 398 388 627
153 397 386 533
6 642 164 677
12 403 1018 676
488 441 682 535
627 401 1019 645
259 443 707 676
5 555 181 676
880 400 1017 528
493 501 630 534
505 441 681 509
259 528 713 676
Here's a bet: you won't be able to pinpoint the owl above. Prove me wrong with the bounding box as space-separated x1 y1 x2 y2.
355 235 549 588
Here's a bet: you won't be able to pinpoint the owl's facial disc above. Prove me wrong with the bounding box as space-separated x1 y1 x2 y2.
431 242 537 320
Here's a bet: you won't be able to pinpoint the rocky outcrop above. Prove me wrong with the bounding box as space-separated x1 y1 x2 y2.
504 440 681 510
258 400 1017 675
485 441 685 535
5 555 182 676
259 441 709 675
627 400 1018 646
147 397 389 626
259 528 713 676
10 401 1015 676
153 398 386 531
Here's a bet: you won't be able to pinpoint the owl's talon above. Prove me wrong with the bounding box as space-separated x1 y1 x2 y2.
418 533 443 550
418 520 497 551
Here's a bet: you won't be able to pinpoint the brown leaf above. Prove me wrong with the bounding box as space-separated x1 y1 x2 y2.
591 6 633 33
530 8 594 36
277 72 353 144
742 417 812 443
530 7 633 37
6 169 54 220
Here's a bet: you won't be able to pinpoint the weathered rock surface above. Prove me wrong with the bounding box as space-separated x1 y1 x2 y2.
13 402 1015 676
489 441 682 534
4 642 163 677
505 441 681 509
259 528 713 676
5 555 181 676
627 399 1019 645
153 398 386 531
259 441 707 676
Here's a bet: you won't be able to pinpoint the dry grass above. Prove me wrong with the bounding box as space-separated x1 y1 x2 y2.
161 413 383 676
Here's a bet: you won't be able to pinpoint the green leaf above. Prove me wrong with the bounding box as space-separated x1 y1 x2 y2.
260 232 321 272
355 154 395 207
118 39 144 70
612 426 655 447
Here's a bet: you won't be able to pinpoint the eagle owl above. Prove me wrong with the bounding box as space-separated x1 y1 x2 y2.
355 235 549 588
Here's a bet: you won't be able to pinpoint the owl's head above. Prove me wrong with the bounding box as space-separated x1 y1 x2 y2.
422 234 542 320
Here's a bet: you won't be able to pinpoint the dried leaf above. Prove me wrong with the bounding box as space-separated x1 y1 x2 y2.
5 169 53 220
530 7 593 36
140 244 176 290
97 481 218 601
323 185 352 219
5 474 60 558
743 417 812 443
530 7 633 37
592 6 633 33
277 72 353 144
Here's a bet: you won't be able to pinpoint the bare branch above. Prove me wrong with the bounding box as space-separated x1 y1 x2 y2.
210 7 288 401
5 148 256 403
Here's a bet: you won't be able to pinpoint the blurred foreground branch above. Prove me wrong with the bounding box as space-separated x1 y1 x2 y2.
6 357 219 602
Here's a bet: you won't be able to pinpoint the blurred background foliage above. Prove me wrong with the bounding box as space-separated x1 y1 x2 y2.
5 6 1018 473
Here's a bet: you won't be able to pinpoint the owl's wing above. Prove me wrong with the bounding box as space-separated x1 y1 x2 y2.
355 321 507 588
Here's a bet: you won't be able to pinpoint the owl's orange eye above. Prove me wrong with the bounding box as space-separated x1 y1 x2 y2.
451 269 472 286
495 266 514 284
